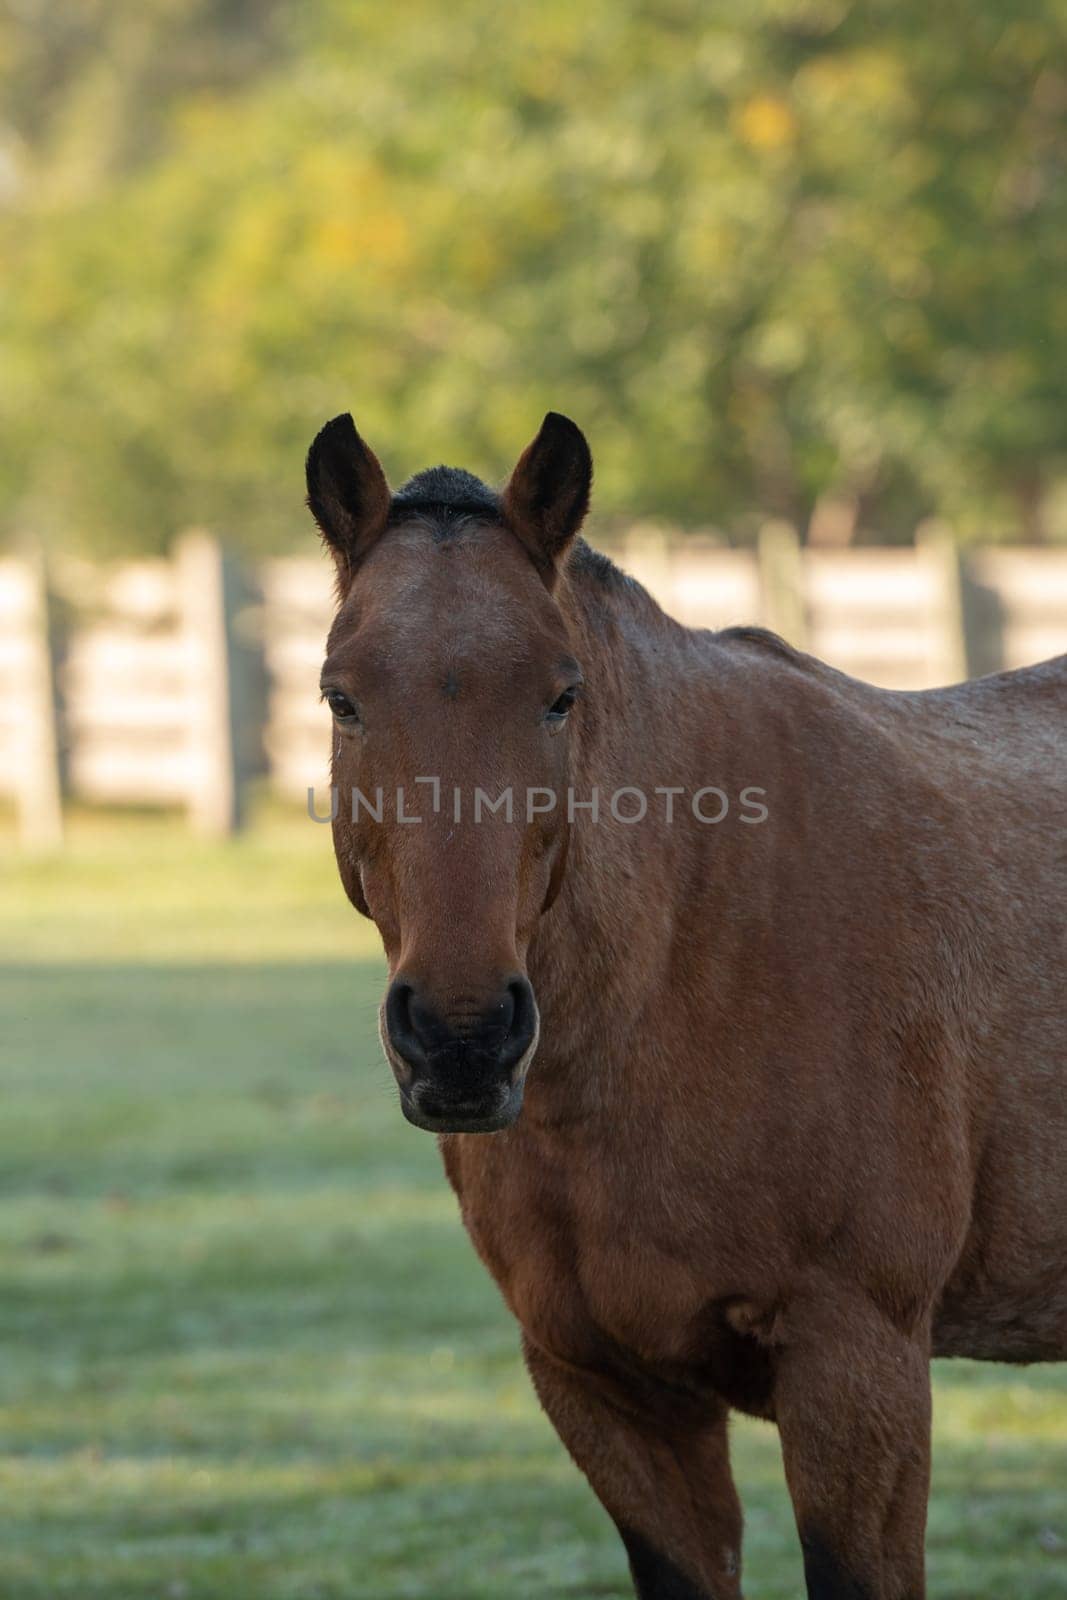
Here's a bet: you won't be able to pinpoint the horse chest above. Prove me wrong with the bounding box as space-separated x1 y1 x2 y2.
444 1133 723 1372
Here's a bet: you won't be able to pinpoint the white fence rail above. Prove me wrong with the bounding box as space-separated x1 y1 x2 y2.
1 530 1064 844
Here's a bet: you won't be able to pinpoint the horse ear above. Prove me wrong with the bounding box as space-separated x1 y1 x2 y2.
503 412 592 573
305 413 391 582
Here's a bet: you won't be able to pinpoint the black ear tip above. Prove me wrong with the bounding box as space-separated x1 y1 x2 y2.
306 414 364 490
540 412 590 461
310 412 358 453
309 412 360 456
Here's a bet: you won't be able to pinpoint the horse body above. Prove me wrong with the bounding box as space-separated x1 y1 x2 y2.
447 604 1067 1382
307 410 1066 1599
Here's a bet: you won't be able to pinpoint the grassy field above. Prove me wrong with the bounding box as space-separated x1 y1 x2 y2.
0 809 1064 1598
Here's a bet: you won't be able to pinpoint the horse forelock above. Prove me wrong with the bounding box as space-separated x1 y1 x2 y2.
389 465 502 527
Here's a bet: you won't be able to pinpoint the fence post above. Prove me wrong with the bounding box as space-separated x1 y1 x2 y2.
177 531 249 836
915 519 968 686
758 519 807 648
11 552 63 850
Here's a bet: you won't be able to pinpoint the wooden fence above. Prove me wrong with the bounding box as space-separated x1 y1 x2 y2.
1 530 1064 846
0 555 63 849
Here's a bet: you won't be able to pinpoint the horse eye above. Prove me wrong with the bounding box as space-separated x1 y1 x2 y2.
324 690 359 722
546 687 578 724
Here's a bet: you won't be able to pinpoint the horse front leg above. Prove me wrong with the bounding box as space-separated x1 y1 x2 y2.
773 1289 932 1600
523 1336 744 1600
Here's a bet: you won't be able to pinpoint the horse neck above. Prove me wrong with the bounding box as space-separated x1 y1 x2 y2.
525 552 713 1093
561 552 688 799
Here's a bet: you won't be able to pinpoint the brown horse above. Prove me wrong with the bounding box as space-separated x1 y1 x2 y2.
306 411 1067 1600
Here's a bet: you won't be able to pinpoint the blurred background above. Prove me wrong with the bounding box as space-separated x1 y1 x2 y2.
1 2 1065 1596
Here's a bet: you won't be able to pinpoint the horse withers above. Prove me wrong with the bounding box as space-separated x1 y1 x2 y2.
306 410 1067 1600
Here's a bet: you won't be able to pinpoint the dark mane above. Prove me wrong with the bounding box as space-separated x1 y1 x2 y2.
566 538 638 592
389 466 501 525
715 623 804 662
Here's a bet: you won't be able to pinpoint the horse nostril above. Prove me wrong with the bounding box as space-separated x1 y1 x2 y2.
385 978 423 1067
386 978 456 1067
408 988 445 1050
497 983 517 1035
499 976 537 1072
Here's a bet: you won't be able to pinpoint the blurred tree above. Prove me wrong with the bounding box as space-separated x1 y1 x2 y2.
1 0 1064 553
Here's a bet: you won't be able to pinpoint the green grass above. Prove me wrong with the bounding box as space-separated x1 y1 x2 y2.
0 810 1064 1597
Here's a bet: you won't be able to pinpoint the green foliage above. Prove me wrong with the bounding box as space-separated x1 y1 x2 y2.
2 1 1066 552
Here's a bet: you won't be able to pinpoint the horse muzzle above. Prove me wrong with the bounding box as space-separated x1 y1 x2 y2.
382 974 538 1134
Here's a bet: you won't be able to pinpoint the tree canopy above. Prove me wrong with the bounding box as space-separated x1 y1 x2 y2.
2 0 1065 553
